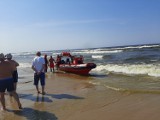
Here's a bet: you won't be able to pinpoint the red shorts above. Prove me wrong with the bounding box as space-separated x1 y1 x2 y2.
50 63 54 68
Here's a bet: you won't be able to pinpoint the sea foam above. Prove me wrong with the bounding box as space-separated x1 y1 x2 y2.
93 64 160 77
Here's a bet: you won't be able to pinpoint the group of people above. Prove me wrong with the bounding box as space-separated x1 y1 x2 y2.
44 54 55 72
0 51 56 111
0 53 22 111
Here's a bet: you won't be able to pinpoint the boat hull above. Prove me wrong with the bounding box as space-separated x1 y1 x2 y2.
59 63 96 75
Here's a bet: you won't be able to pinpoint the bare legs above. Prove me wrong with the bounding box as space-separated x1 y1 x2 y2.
42 85 45 95
10 91 22 109
0 91 22 111
36 85 40 94
36 85 45 95
0 92 6 110
50 68 54 72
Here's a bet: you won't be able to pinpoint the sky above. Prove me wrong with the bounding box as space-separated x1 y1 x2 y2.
0 0 160 53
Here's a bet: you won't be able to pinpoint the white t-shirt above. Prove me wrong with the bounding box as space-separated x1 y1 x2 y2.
32 56 45 73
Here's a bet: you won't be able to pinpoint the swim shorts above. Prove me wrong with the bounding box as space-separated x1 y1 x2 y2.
34 72 45 86
12 70 18 83
0 78 14 92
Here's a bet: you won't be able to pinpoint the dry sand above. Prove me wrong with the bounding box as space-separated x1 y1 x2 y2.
1 72 160 120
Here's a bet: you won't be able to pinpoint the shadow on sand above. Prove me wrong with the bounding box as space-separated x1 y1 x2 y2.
8 107 58 120
46 93 84 99
18 93 84 102
18 93 53 102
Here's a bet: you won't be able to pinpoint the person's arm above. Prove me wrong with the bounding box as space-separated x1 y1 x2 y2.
32 65 38 73
15 61 19 67
14 60 19 67
31 59 38 73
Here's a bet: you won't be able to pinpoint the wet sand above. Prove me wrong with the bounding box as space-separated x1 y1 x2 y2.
1 72 160 120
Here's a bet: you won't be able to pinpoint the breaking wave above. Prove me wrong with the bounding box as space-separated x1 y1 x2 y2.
92 55 104 59
71 49 123 54
19 63 32 68
93 63 160 77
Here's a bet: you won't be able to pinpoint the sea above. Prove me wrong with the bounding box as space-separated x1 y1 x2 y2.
12 43 160 94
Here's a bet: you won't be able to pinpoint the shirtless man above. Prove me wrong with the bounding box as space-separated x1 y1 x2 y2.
0 53 22 111
5 53 19 91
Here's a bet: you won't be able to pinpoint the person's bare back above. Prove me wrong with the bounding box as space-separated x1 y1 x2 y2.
0 60 13 79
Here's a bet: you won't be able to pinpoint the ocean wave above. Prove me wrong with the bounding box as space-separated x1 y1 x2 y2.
92 55 103 59
71 44 159 55
12 52 36 56
19 63 32 68
113 44 160 50
124 56 150 62
72 49 123 54
93 64 160 77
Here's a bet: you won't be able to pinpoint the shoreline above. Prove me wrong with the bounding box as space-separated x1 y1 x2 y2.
1 72 160 120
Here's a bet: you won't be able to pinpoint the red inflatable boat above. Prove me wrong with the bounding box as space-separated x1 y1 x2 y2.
55 52 96 75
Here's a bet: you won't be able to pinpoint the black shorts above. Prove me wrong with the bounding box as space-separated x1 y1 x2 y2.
34 72 45 86
0 78 14 92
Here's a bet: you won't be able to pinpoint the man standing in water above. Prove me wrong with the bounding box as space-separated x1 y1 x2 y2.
5 53 19 91
0 53 22 111
32 52 46 95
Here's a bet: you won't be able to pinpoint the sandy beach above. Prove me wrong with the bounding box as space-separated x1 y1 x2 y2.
1 72 160 120
1 0 160 119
